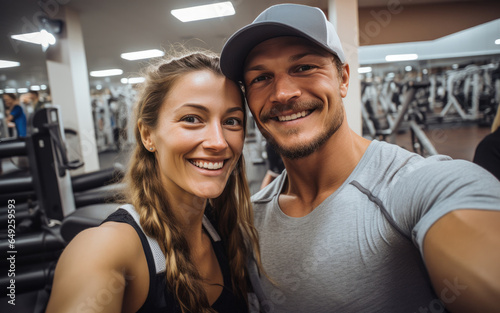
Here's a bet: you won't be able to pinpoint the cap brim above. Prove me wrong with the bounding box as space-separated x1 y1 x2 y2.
221 22 320 82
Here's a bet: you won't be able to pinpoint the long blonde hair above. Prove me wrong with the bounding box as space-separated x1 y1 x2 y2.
121 51 262 312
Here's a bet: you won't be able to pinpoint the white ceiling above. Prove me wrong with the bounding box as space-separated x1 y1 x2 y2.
359 18 500 65
0 0 494 90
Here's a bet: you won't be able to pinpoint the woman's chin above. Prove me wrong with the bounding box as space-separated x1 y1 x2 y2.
194 186 225 200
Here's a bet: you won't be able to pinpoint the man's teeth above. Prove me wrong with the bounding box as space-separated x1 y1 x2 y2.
278 110 307 122
192 161 224 170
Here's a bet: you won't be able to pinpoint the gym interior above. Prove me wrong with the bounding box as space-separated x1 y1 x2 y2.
1 0 499 311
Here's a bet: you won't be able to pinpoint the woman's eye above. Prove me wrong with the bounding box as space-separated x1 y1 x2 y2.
181 115 201 123
224 117 242 126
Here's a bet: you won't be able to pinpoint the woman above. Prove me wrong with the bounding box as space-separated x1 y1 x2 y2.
46 52 263 312
473 104 500 180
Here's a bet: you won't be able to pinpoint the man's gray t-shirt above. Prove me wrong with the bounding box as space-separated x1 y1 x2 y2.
249 140 500 313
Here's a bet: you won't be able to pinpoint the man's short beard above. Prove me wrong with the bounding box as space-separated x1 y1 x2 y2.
265 105 344 160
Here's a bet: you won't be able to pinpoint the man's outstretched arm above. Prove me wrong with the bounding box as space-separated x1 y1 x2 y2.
423 209 500 313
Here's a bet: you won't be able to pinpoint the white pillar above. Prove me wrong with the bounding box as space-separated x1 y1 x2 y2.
328 0 362 135
46 6 99 173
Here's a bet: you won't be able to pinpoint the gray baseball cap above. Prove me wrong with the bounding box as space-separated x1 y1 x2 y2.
220 3 346 82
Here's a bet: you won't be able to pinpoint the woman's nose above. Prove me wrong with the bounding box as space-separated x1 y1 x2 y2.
202 123 228 151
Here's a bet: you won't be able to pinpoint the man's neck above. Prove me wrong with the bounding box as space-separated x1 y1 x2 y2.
279 126 371 217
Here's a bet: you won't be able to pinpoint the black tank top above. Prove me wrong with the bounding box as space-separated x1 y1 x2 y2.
101 205 248 313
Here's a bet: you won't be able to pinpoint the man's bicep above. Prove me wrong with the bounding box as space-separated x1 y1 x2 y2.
423 209 500 313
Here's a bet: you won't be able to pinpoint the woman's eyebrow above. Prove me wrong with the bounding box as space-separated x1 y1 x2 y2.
175 104 243 114
175 103 209 113
227 107 244 114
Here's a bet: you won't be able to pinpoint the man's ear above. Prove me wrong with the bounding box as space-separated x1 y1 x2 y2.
340 63 350 98
138 119 154 151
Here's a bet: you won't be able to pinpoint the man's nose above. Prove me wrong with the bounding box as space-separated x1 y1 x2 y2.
270 73 301 104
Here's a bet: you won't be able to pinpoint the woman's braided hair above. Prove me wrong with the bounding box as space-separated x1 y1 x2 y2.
121 50 263 312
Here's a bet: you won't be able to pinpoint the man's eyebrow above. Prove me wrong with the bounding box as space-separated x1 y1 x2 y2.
289 53 310 63
290 49 330 62
244 54 310 73
245 64 266 73
245 51 329 73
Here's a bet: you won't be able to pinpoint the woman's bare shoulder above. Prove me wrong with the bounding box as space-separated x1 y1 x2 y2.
46 222 145 312
67 221 142 264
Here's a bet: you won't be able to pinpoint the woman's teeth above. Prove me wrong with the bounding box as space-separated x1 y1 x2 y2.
191 160 224 170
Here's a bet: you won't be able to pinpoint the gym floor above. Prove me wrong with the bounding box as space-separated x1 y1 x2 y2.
394 122 491 161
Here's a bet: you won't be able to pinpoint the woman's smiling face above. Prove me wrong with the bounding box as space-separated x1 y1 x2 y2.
142 69 245 201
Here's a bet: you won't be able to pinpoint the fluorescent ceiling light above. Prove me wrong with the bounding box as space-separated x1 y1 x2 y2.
30 85 41 91
0 60 21 69
121 49 164 61
11 30 56 47
122 77 146 84
495 39 500 45
385 54 418 62
358 67 372 74
171 1 235 22
405 66 412 72
0 90 4 94
41 85 47 90
4 88 17 93
17 88 29 93
128 77 145 84
90 69 123 77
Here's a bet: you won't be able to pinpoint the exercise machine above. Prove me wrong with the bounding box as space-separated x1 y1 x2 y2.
0 106 124 312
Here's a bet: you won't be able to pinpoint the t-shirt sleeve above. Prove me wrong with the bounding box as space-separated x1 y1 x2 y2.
389 159 500 257
10 106 21 118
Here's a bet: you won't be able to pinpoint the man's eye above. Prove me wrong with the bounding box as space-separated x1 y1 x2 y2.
251 75 269 84
181 115 201 123
297 65 315 72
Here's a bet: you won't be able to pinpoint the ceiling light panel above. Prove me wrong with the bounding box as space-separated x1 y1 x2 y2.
385 54 418 62
121 49 165 61
171 1 235 22
90 69 123 77
0 60 21 69
11 31 56 46
358 67 372 73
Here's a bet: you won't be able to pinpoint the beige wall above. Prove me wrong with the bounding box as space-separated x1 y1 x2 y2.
358 0 500 46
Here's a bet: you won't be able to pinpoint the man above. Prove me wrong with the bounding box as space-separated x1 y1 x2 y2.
28 90 44 112
220 4 500 313
3 93 27 137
